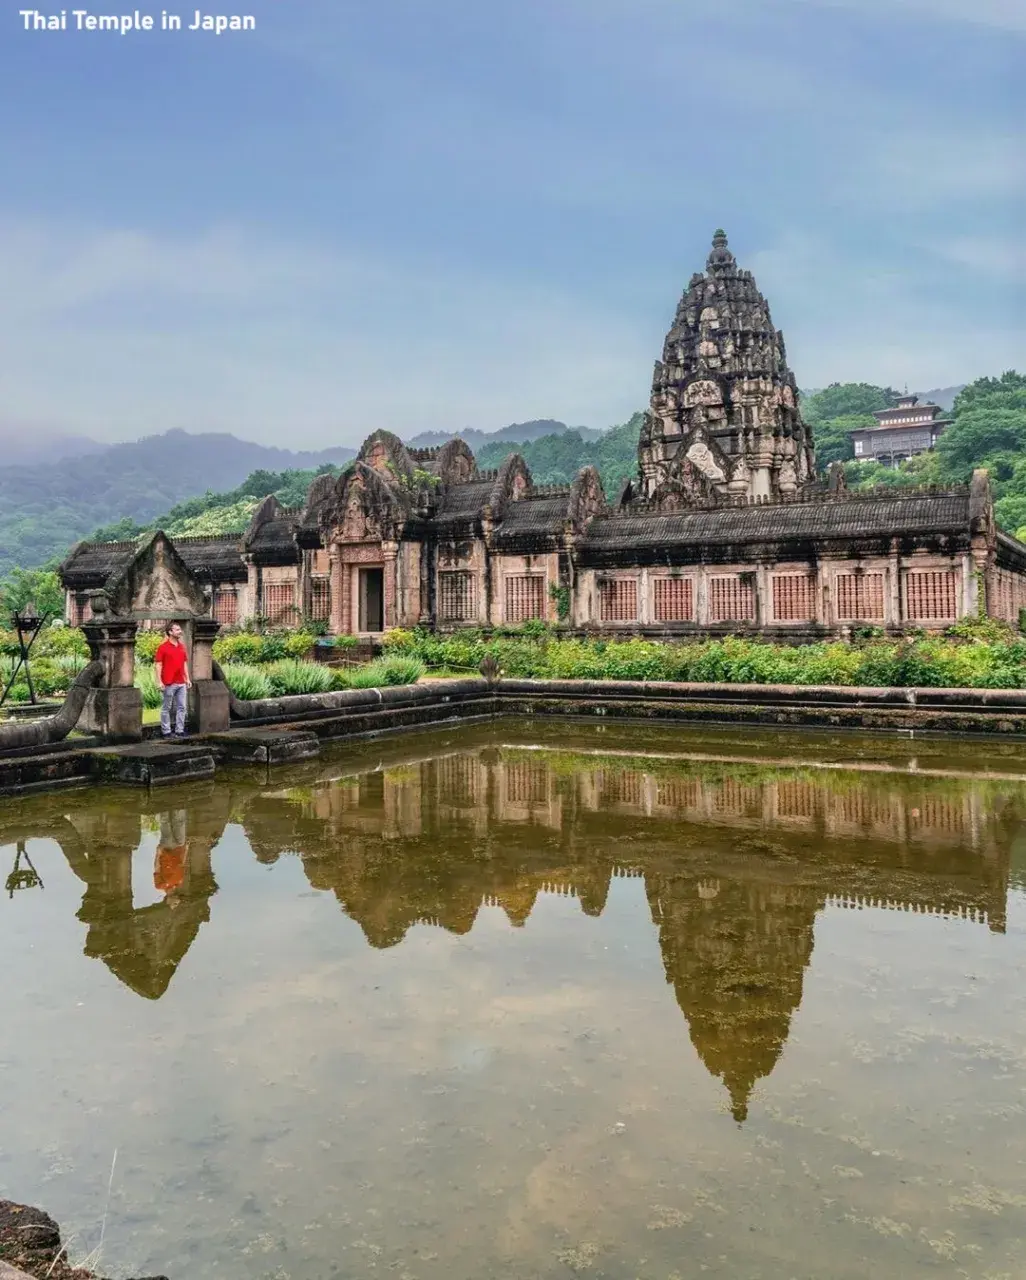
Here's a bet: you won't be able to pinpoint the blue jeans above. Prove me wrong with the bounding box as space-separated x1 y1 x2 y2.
160 683 187 736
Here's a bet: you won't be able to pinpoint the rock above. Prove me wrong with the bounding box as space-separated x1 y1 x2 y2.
0 1199 169 1280
0 1202 60 1255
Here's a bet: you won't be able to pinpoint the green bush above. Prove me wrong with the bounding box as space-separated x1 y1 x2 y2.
220 663 273 700
348 657 425 687
135 630 163 661
135 665 163 709
371 630 1026 691
212 628 315 664
263 659 335 696
282 631 315 659
37 625 90 659
213 631 265 664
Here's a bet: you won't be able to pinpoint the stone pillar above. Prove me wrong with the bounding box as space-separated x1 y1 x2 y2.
80 605 143 741
968 546 989 618
888 547 902 628
747 570 762 629
811 561 826 627
382 541 398 631
328 548 344 635
189 616 229 733
244 561 259 624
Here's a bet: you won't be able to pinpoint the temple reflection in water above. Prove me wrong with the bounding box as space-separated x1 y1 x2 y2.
1 730 1017 1123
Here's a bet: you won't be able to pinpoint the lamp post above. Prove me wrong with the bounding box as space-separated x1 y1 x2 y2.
0 600 46 709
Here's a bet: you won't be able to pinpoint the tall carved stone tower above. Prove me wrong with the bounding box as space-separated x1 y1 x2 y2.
637 230 816 508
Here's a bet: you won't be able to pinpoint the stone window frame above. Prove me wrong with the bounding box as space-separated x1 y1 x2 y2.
309 576 331 622
834 570 885 623
263 581 298 624
707 573 756 624
650 573 696 623
597 574 640 624
212 587 238 626
504 572 547 625
770 572 815 624
438 569 478 623
902 568 959 623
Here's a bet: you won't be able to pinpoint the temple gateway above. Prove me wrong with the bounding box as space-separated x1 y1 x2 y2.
61 232 1026 638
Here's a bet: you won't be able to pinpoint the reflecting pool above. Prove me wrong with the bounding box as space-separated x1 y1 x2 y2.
2 720 1026 1278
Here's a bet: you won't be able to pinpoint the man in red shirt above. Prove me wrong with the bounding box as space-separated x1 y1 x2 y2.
154 622 191 738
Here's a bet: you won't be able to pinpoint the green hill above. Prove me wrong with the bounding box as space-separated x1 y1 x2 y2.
0 429 355 578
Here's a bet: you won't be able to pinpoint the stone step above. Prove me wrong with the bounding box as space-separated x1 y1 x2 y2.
201 727 321 765
89 740 216 787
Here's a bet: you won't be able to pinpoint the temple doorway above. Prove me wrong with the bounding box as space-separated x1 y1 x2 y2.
358 567 384 633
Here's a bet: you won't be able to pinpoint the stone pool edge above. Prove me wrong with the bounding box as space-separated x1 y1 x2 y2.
6 675 1026 797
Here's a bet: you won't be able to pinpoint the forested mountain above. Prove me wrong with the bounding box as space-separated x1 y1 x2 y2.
0 430 355 576
475 414 642 493
89 414 646 545
407 419 603 449
0 430 106 467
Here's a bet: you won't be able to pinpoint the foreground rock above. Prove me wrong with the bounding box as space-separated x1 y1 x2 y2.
0 1201 167 1280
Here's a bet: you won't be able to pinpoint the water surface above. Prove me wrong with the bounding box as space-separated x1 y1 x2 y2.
2 720 1025 1278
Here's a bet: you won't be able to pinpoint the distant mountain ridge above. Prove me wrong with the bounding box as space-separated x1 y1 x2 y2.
0 429 355 577
0 432 107 467
915 386 964 411
407 419 604 450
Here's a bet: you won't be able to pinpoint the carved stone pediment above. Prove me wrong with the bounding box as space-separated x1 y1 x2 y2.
568 466 606 532
105 532 208 620
325 462 406 545
683 378 724 409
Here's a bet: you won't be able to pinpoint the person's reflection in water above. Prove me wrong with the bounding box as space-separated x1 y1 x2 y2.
154 810 189 910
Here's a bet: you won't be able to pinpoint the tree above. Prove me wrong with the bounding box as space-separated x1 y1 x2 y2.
935 408 1026 476
803 382 900 424
952 371 1026 417
0 568 65 621
810 413 873 469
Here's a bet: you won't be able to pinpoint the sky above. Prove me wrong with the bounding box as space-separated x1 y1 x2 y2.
0 0 1023 448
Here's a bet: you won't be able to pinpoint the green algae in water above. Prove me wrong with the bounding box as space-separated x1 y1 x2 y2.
0 719 1025 1278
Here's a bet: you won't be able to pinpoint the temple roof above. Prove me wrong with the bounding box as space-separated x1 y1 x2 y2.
61 533 247 588
579 488 975 567
432 477 496 534
491 490 572 550
243 511 301 564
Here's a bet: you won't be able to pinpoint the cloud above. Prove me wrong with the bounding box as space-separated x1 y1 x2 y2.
861 129 1026 207
0 219 649 444
922 236 1026 280
748 230 1026 390
798 0 1026 31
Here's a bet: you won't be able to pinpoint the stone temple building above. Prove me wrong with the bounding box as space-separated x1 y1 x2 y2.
60 231 1026 638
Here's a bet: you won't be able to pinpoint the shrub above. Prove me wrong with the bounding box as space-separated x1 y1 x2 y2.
135 665 163 709
221 663 273 700
37 626 90 660
282 631 316 659
213 632 265 664
263 659 335 696
331 633 360 649
382 628 417 651
348 657 425 687
135 630 163 661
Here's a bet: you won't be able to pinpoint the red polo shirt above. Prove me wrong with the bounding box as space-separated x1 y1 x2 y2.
155 639 188 685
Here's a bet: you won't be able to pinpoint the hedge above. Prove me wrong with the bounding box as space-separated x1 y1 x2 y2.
381 624 1026 690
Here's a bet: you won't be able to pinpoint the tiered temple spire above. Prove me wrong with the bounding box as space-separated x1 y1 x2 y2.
637 230 816 509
